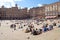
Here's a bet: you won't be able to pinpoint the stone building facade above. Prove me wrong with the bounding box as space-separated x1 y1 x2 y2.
29 2 60 19
0 2 60 20
29 7 45 19
0 4 29 20
45 2 60 19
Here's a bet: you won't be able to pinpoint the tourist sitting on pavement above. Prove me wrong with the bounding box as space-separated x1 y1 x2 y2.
25 27 31 33
48 25 53 30
53 22 56 26
31 28 42 35
10 24 16 30
42 23 48 28
28 24 34 28
10 24 16 29
0 23 1 27
31 29 38 35
58 25 60 28
39 29 42 34
42 26 49 32
42 23 48 31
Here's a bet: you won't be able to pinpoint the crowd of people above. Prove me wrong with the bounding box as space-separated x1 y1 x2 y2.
25 21 60 35
0 19 60 35
8 19 60 35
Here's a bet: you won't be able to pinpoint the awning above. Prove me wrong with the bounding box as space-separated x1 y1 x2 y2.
45 16 56 19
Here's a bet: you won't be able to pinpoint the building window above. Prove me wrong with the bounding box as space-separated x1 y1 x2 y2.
53 5 56 11
47 7 49 11
45 7 48 12
45 13 47 16
53 13 56 15
50 6 53 11
55 5 57 10
58 5 60 12
53 5 57 11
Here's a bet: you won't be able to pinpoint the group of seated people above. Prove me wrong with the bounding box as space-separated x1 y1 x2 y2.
25 22 60 35
10 20 60 35
10 24 16 30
